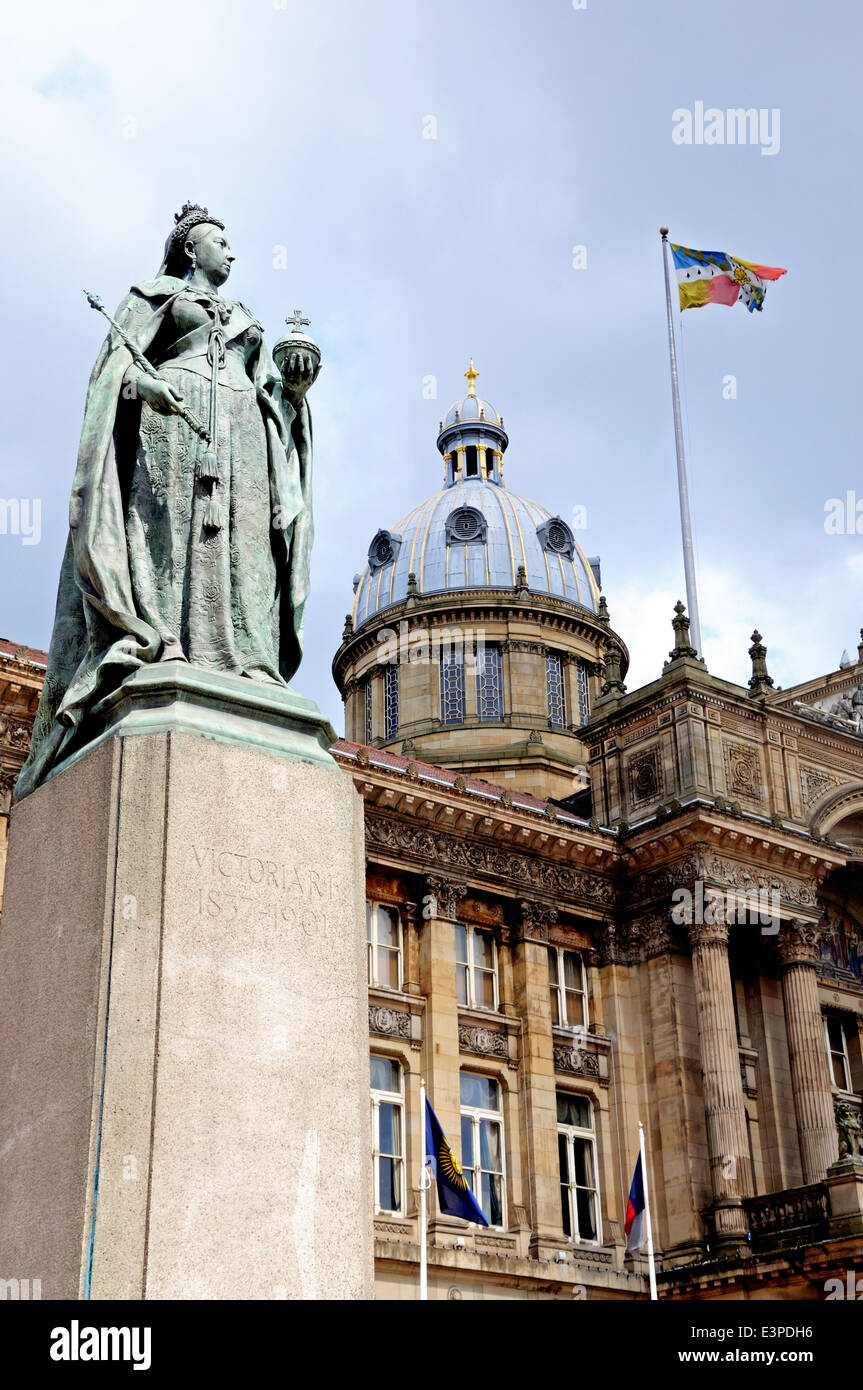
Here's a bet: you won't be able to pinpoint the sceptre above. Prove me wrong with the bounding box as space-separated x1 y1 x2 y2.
84 291 211 443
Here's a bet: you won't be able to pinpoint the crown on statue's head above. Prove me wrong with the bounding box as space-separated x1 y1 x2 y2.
170 202 225 248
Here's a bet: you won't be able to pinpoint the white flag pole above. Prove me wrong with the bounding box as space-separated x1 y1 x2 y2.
419 1078 429 1301
638 1120 658 1301
660 227 703 656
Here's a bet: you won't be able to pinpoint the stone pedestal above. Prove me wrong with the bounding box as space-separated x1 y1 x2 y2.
0 670 373 1300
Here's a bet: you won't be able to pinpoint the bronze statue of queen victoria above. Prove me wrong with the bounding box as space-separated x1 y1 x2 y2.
17 204 321 799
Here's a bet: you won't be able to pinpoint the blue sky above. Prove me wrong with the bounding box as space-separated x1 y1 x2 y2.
1 0 860 731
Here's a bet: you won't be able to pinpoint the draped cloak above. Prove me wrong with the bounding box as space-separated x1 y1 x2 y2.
15 277 313 800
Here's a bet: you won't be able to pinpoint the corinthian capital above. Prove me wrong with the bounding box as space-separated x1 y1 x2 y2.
514 898 558 943
776 919 823 968
686 919 730 950
424 875 468 922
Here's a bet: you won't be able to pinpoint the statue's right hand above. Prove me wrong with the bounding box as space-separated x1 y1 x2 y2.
136 374 185 416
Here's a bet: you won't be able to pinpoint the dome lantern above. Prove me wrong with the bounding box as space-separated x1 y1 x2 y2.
437 360 509 486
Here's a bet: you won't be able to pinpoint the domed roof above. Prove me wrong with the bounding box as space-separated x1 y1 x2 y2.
352 476 601 627
442 395 502 428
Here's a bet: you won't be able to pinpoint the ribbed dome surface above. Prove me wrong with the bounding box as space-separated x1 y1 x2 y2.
353 477 600 627
442 395 502 427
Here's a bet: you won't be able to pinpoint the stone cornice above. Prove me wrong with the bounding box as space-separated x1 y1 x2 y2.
365 810 617 914
332 589 628 690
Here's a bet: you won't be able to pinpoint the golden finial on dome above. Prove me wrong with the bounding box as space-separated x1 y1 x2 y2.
464 358 479 397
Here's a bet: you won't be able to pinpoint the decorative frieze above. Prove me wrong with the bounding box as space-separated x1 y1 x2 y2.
553 1042 602 1082
368 1004 411 1039
458 1021 508 1059
366 813 616 909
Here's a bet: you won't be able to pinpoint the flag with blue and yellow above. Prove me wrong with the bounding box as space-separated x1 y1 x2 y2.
424 1098 489 1225
672 244 787 313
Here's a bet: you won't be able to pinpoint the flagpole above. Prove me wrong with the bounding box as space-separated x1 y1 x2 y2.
660 227 703 656
638 1120 658 1301
419 1078 428 1301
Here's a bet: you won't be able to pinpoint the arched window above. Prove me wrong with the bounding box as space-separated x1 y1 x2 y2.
465 445 479 477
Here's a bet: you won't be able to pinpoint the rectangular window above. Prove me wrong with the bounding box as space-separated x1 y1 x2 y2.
440 650 465 725
546 652 566 728
370 1056 404 1214
557 1092 600 1243
576 661 590 726
366 901 403 991
476 645 503 722
460 1073 506 1227
384 664 399 740
549 947 588 1029
456 923 498 1011
364 678 373 744
824 1016 851 1091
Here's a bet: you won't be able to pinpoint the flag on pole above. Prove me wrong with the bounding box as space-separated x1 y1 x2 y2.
671 244 787 313
624 1152 646 1254
424 1098 488 1225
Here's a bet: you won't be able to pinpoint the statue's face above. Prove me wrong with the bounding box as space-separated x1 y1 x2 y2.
187 224 235 285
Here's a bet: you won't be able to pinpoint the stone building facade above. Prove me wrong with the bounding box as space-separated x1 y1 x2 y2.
2 374 862 1300
331 372 863 1299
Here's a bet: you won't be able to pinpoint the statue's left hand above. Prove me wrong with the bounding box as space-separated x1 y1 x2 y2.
281 348 320 405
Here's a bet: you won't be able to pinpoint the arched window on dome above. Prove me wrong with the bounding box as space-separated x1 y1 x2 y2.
465 445 479 478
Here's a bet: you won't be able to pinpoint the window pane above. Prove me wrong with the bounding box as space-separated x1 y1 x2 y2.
826 1018 843 1051
370 1056 399 1093
457 963 469 1006
565 990 585 1027
376 905 399 949
379 1156 399 1211
572 1137 595 1189
366 902 372 941
563 952 582 990
479 1119 502 1173
378 946 401 990
482 1172 504 1226
550 988 560 1026
548 948 559 987
475 969 496 1010
461 1073 499 1111
378 1101 400 1156
560 1183 572 1237
460 1115 474 1171
455 924 468 965
473 929 494 970
556 1093 591 1128
831 1053 848 1088
575 1186 597 1241
558 1131 570 1183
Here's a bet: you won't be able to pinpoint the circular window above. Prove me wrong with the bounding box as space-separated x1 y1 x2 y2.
373 534 393 564
446 507 486 544
547 521 570 552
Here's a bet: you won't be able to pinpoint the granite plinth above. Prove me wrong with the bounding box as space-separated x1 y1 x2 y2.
0 702 373 1300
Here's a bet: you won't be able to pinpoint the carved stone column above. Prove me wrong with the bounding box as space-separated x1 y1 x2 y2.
509 899 563 1258
777 921 839 1182
687 919 752 1242
419 874 467 1204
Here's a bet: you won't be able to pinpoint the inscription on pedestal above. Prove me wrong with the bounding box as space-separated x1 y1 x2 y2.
190 843 339 939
